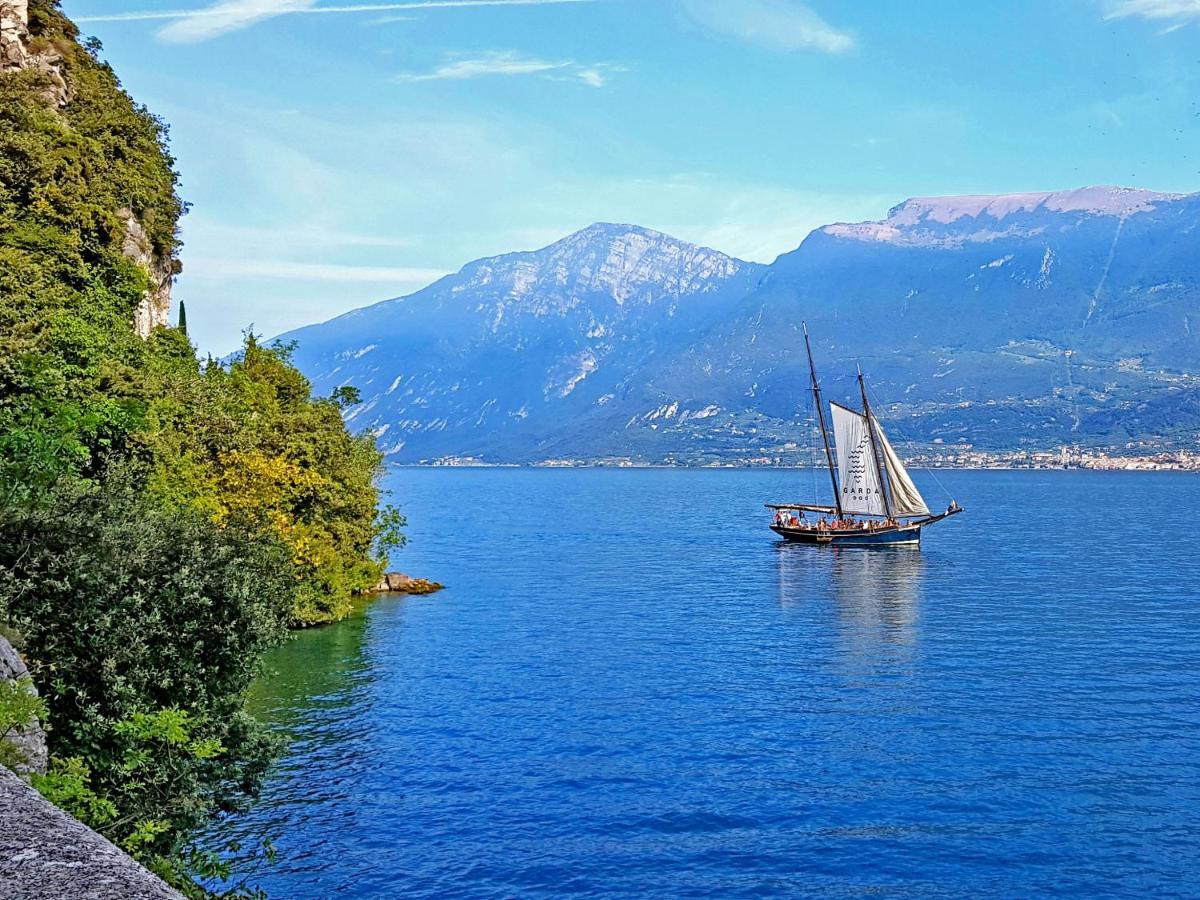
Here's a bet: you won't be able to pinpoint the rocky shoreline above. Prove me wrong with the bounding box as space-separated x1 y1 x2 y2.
367 572 445 595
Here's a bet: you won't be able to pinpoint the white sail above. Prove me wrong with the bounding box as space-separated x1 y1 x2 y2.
830 403 887 517
875 422 930 517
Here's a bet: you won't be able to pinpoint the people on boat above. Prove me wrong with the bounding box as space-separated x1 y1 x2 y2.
772 510 808 528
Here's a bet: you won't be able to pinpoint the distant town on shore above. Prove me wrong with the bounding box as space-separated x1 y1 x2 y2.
420 445 1200 472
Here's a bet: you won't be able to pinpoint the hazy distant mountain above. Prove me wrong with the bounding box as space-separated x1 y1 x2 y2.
279 223 766 461
275 187 1200 462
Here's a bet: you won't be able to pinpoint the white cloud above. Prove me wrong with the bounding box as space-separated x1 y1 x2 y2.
581 175 890 262
185 257 448 284
678 0 855 55
157 0 314 42
1105 0 1200 24
397 51 614 86
75 0 597 43
184 220 417 253
575 67 607 87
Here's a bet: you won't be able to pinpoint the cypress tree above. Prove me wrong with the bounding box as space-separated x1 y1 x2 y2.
177 300 188 336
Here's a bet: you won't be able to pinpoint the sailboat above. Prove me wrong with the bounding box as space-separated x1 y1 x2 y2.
768 324 963 547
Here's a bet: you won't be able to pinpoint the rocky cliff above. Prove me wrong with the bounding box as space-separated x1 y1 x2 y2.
1 1 68 107
1 0 175 336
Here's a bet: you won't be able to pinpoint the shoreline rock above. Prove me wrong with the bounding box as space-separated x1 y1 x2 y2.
367 572 444 595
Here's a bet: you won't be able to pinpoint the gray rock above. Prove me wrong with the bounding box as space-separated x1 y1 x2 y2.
0 765 183 899
0 1 29 70
0 1 69 107
119 209 176 338
0 638 47 777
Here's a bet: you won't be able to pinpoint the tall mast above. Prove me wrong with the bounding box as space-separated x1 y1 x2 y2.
804 323 843 519
857 365 894 520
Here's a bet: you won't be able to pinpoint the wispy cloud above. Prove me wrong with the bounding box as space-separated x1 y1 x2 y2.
397 51 616 86
1104 0 1200 28
186 258 448 284
186 220 417 252
159 0 315 43
678 0 855 55
75 0 597 43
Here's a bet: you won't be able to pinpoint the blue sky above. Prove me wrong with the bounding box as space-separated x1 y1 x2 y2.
64 0 1200 354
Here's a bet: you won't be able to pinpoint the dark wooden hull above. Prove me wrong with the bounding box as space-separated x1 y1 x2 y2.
769 508 961 547
770 523 921 546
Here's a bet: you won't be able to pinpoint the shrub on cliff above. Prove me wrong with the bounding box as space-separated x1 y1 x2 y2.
1 1 397 623
144 334 397 625
0 476 292 870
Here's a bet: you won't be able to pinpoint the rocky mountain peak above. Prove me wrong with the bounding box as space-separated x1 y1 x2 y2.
888 186 1188 225
277 183 1200 463
820 185 1195 247
460 223 754 305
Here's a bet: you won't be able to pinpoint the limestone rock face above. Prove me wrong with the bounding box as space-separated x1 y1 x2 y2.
0 0 69 106
120 209 175 337
0 637 48 777
0 1 29 69
2 4 169 339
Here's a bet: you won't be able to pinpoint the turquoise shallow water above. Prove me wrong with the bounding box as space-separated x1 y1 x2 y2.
211 468 1200 897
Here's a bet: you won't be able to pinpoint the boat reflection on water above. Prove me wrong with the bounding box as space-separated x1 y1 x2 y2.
775 544 926 661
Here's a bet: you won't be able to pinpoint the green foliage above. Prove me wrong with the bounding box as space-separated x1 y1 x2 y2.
32 757 118 828
0 478 294 851
330 384 361 409
0 675 48 769
374 504 409 559
144 334 393 624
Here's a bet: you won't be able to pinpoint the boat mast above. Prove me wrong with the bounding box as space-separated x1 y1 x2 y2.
857 365 894 520
804 323 844 520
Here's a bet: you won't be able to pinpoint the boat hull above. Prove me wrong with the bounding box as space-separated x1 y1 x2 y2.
770 523 921 546
768 508 961 547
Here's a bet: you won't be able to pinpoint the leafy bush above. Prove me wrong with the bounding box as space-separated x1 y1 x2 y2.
32 757 118 829
0 478 294 850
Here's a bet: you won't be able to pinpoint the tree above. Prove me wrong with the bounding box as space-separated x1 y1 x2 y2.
331 384 361 409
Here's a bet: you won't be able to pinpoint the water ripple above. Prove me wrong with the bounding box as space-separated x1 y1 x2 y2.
208 469 1200 897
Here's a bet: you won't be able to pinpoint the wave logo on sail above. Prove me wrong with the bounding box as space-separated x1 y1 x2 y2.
843 434 879 496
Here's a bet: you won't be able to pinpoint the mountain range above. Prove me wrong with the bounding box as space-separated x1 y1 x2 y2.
274 186 1200 463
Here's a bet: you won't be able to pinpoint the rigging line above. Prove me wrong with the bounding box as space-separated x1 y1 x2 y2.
861 370 956 503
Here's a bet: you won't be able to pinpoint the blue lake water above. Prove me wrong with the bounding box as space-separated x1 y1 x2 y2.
212 468 1200 897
